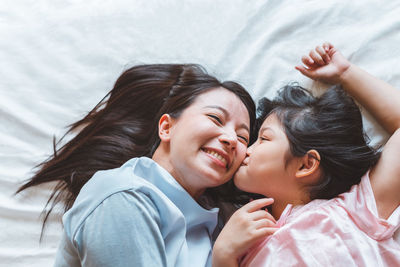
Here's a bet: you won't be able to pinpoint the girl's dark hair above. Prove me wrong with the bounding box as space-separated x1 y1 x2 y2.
256 84 380 200
17 64 255 234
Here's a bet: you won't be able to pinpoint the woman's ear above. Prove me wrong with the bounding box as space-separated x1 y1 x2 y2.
295 149 321 178
158 114 174 142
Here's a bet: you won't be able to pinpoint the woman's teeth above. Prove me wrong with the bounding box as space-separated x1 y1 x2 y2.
205 150 227 166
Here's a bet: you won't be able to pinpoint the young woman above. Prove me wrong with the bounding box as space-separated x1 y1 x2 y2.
17 64 258 266
213 43 400 266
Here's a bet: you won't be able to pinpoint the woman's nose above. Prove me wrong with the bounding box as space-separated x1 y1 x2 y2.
218 131 237 149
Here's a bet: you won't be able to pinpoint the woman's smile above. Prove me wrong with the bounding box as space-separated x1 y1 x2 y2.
202 147 230 169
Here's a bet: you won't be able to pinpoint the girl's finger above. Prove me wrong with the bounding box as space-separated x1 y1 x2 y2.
301 55 314 67
323 42 333 51
323 42 337 57
249 210 276 223
295 65 315 79
257 227 279 236
254 219 278 229
309 49 324 65
316 45 330 63
244 198 274 212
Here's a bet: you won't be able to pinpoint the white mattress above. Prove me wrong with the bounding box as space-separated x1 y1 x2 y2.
1 1 399 266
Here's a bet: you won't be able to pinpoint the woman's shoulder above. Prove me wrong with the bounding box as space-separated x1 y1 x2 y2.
70 157 160 205
61 157 176 237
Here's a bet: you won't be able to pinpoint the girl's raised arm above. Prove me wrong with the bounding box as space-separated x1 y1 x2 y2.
296 43 400 219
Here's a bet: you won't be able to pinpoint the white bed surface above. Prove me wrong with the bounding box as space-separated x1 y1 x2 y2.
1 1 400 266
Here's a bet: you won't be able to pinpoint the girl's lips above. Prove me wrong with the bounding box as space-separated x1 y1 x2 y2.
241 156 250 166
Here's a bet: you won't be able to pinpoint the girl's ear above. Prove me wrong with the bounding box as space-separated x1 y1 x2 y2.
295 149 321 178
158 114 174 142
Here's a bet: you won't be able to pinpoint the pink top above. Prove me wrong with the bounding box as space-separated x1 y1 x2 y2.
241 173 400 267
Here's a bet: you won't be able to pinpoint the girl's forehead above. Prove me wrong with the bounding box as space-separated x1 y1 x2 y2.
261 113 280 126
259 114 285 135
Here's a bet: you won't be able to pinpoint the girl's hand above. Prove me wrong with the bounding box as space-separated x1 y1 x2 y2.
295 42 351 84
212 198 278 267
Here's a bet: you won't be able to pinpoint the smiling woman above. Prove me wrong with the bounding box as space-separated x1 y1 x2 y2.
154 88 251 198
16 64 255 267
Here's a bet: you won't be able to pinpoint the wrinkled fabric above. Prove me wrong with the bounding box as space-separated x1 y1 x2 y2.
241 173 400 267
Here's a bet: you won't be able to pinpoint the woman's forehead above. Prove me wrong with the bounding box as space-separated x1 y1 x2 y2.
188 88 250 123
195 88 247 111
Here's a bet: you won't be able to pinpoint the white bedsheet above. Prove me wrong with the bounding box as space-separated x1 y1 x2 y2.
1 1 399 266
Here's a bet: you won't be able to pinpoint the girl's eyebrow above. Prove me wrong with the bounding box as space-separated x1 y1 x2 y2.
259 126 275 136
204 105 250 133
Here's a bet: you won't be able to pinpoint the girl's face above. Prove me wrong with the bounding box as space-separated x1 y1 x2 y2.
234 114 296 199
164 87 250 198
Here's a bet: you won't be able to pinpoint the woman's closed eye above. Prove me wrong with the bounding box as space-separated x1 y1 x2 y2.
207 113 249 144
238 135 249 145
207 114 223 124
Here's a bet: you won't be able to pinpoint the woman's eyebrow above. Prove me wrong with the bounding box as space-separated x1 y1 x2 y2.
204 105 249 132
204 105 228 115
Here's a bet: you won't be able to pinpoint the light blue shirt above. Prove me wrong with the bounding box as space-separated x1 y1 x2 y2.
54 157 219 267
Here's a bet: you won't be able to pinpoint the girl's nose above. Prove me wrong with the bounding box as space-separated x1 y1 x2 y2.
246 143 255 155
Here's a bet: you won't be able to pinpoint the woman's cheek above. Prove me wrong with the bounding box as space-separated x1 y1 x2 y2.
238 145 248 162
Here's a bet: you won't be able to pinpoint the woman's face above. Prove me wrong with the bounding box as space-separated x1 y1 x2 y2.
165 87 250 197
234 114 295 198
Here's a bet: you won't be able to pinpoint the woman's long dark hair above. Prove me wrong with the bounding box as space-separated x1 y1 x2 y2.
257 84 380 200
17 64 255 234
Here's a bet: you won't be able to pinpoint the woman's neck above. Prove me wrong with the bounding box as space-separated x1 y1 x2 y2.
152 146 204 199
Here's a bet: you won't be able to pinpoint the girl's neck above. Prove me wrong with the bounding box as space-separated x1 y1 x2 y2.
271 202 288 219
271 194 310 220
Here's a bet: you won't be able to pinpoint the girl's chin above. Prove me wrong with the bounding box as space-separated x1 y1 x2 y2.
233 175 246 191
233 175 260 195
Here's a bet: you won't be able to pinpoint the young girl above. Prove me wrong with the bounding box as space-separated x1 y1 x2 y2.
213 43 400 266
17 64 261 267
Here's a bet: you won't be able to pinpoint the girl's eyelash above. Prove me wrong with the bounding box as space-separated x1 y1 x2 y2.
259 136 269 141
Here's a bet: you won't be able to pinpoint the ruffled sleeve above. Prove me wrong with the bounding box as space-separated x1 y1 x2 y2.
335 172 400 240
